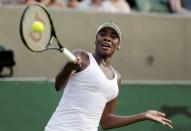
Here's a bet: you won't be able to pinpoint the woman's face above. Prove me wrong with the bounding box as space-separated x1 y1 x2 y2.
95 27 120 57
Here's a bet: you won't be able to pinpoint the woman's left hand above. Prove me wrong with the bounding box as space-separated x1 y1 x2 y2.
143 110 173 129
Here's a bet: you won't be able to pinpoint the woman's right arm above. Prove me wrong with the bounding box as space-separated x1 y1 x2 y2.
54 49 83 91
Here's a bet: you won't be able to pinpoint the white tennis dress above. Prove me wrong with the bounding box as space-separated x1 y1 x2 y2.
45 53 119 131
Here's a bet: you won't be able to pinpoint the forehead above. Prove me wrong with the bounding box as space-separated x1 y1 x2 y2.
98 27 117 34
98 27 119 39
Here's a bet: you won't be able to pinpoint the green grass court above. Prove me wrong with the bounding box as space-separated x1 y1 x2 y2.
0 79 191 131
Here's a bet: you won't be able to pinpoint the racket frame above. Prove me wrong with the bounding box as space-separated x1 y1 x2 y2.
20 4 76 61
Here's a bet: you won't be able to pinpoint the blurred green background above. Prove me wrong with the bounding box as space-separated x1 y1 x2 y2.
0 80 191 131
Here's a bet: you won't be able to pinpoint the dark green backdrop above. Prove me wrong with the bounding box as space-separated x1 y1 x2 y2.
0 80 191 131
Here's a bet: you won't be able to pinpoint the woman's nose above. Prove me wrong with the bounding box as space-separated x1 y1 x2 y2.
103 35 111 42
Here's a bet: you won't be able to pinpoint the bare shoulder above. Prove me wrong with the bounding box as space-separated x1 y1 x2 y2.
73 49 89 60
112 67 121 80
73 49 90 71
58 49 88 72
73 49 87 57
115 70 122 81
112 68 122 87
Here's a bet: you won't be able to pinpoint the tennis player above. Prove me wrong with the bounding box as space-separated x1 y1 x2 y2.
44 21 173 131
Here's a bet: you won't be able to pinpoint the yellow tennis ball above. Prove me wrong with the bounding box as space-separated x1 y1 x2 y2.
31 21 44 33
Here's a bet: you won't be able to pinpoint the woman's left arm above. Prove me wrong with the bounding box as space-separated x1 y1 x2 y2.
100 72 173 130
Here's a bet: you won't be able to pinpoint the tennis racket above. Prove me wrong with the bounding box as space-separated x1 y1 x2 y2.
19 3 76 62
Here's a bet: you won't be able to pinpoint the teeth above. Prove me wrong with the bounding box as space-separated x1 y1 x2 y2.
102 43 111 47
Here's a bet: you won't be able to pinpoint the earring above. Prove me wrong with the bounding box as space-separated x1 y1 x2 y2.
117 46 120 50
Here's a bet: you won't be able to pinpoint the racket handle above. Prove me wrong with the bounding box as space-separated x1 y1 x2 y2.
62 48 77 62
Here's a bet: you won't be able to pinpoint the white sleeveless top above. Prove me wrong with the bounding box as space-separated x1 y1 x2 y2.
45 53 119 131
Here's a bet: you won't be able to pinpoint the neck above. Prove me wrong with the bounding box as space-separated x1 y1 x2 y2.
93 53 111 67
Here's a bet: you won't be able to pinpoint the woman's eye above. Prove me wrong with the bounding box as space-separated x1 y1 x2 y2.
100 32 106 36
111 35 118 39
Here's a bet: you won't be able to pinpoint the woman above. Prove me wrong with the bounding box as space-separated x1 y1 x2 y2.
44 21 173 131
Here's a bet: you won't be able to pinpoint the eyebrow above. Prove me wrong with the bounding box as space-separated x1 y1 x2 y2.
99 28 118 36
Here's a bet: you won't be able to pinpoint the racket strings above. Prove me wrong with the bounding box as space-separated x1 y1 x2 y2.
21 4 52 52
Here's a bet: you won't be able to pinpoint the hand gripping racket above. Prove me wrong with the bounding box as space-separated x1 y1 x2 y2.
19 3 76 62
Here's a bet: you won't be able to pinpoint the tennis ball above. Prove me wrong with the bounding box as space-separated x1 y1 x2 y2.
31 21 44 33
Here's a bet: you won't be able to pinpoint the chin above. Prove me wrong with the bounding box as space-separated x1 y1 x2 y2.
100 51 112 57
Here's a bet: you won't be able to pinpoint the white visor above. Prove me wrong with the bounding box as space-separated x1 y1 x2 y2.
96 21 121 42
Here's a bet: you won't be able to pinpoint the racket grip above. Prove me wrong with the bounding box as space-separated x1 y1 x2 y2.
62 48 77 62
